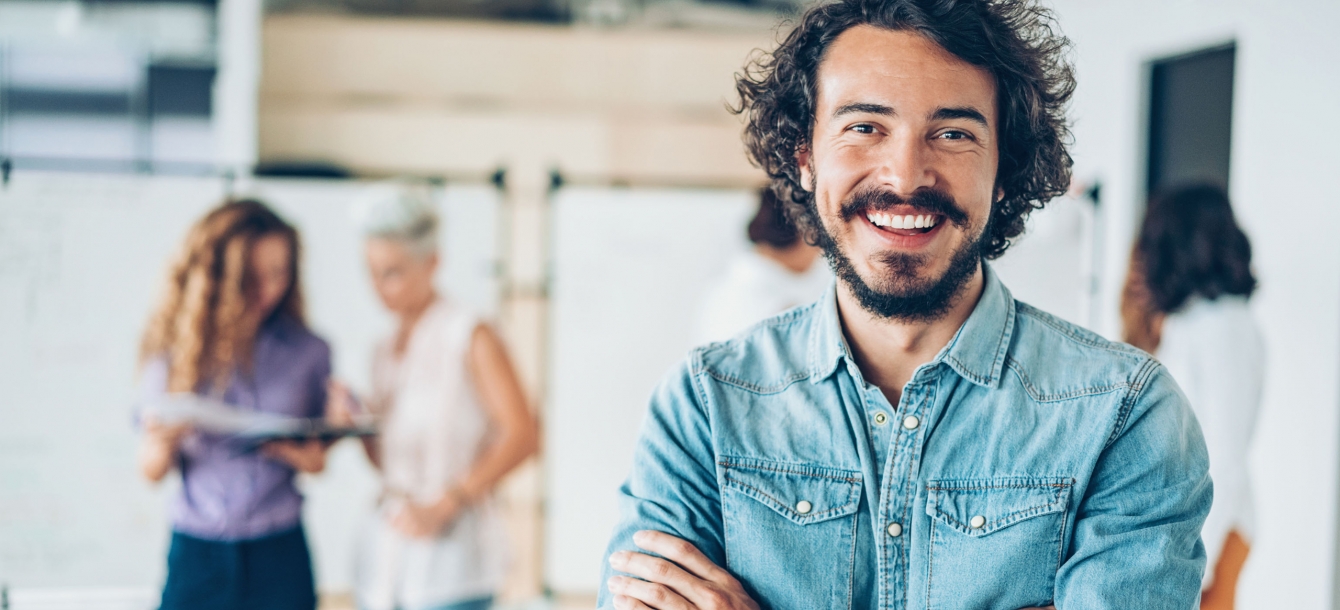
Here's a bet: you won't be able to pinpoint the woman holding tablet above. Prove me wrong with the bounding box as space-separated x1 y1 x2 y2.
333 184 539 610
137 199 332 610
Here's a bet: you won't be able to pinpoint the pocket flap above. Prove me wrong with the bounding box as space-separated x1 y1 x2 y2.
926 477 1072 536
720 458 862 525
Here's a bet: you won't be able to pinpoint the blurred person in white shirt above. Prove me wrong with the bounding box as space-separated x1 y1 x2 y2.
1121 183 1263 610
694 187 830 344
330 182 540 610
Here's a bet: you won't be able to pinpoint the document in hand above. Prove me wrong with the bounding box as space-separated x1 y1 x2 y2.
138 393 376 449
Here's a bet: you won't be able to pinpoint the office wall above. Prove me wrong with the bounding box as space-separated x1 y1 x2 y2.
1050 1 1340 607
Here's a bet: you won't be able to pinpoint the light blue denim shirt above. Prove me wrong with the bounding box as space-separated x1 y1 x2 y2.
599 265 1211 610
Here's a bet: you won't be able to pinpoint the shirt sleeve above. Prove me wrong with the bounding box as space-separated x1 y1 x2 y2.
1054 362 1212 609
597 356 724 610
133 356 170 429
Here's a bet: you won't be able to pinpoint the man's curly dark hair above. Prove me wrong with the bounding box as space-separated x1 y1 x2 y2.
734 0 1076 259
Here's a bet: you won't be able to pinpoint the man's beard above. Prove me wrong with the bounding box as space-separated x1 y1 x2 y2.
812 185 986 322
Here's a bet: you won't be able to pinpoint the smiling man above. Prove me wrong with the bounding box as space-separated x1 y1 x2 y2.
597 1 1211 609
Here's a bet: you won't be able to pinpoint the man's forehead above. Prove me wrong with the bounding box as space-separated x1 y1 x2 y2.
816 25 997 118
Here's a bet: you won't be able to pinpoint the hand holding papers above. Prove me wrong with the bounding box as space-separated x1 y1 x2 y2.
261 438 329 473
324 379 372 428
138 414 194 482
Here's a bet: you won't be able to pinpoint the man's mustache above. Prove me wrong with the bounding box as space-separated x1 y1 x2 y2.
838 187 971 227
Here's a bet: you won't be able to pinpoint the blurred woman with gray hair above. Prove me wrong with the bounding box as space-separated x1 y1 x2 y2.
330 182 539 610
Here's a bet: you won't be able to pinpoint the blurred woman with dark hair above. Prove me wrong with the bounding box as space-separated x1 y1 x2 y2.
1122 183 1263 610
137 199 332 610
693 187 829 344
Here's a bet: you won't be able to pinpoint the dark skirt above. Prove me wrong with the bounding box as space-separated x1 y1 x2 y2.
160 525 317 610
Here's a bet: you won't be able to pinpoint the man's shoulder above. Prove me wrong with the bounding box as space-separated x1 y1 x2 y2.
1005 300 1159 401
689 302 820 394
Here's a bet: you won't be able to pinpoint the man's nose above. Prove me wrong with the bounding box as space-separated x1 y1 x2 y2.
871 134 936 197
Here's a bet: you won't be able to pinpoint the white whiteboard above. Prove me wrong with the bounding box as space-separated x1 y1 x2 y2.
0 172 501 596
544 187 755 593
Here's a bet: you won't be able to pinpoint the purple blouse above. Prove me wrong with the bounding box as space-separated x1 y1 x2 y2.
139 316 331 541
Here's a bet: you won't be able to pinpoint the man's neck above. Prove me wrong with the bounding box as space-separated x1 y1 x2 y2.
837 266 985 405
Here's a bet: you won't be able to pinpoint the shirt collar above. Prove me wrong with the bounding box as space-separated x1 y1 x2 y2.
260 313 301 344
807 263 1016 388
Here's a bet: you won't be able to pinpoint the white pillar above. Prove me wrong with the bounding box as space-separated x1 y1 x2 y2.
213 0 261 181
495 158 551 602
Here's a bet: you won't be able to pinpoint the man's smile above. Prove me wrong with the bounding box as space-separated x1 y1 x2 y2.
836 186 970 255
865 210 942 235
850 204 950 251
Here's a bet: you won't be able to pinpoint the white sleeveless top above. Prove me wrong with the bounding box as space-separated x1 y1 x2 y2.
356 298 509 610
1157 295 1264 589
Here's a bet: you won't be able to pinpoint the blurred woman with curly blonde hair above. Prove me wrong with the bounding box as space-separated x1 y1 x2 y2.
137 199 332 610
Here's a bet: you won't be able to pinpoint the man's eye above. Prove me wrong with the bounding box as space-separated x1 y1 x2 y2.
938 130 973 141
848 124 877 135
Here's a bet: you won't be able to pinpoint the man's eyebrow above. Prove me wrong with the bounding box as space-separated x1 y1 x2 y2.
931 106 990 128
832 102 895 118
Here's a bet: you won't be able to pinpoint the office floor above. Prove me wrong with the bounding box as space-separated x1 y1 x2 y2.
318 593 597 610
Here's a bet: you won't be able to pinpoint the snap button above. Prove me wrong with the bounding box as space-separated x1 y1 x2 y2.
873 412 888 426
886 522 903 537
969 515 986 529
795 500 813 515
903 415 921 430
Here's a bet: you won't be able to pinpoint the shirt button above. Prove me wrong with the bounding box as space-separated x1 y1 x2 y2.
873 412 889 426
903 415 921 430
886 522 903 537
795 500 813 515
970 515 987 529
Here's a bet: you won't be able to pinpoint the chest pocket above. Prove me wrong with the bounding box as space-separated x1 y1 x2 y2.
720 457 862 610
924 477 1072 610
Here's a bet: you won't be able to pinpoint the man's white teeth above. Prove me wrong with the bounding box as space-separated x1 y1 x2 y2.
866 212 938 230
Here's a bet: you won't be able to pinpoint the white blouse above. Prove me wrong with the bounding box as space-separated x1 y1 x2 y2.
694 249 831 345
1156 295 1264 588
356 298 509 610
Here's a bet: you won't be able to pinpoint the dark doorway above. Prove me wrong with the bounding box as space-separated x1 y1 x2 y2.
1146 44 1236 196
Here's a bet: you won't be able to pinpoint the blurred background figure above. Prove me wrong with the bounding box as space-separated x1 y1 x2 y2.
1121 183 1263 610
693 187 829 344
137 199 332 610
331 183 540 610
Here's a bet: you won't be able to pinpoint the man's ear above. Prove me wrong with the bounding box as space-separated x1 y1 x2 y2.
797 147 815 192
995 186 1005 203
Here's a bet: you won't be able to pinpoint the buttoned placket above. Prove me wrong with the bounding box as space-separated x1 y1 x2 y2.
851 365 936 610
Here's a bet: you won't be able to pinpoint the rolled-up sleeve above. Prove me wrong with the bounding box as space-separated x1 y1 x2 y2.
133 357 170 428
1055 362 1213 608
596 357 723 609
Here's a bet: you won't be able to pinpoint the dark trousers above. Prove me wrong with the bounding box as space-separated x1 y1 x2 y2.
160 525 317 610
